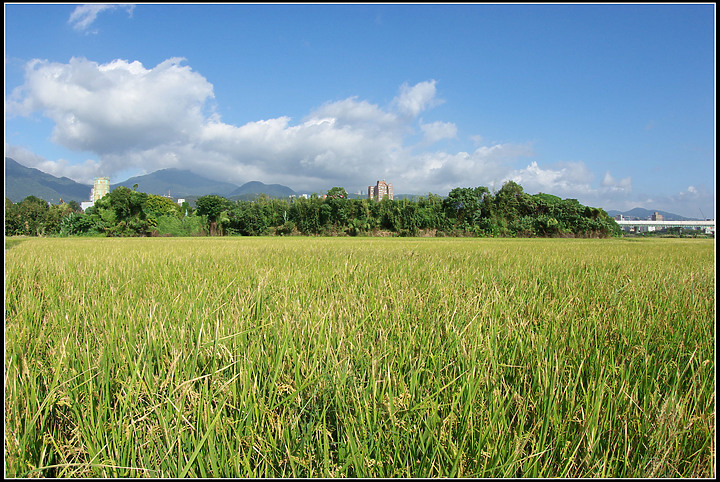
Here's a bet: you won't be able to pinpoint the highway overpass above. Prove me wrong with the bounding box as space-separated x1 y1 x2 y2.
615 219 715 233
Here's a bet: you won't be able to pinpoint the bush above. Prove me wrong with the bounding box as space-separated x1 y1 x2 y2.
59 212 95 236
154 214 206 237
276 220 297 236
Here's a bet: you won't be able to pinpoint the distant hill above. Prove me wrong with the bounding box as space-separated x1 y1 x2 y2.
5 157 92 203
113 168 240 198
5 158 297 203
605 207 701 221
227 181 296 199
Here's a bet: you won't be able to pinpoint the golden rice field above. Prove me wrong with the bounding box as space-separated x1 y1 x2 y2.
4 236 715 477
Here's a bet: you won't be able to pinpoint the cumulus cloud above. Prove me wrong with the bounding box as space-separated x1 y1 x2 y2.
420 121 457 145
8 57 213 157
68 4 135 33
8 59 448 191
392 80 442 117
397 143 535 194
507 161 593 194
601 171 632 192
9 55 679 213
503 161 635 204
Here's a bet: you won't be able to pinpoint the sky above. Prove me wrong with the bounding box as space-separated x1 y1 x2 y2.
4 3 716 218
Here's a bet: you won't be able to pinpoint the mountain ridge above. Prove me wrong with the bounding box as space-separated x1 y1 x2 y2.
5 157 92 204
5 157 296 202
605 207 704 222
113 167 242 198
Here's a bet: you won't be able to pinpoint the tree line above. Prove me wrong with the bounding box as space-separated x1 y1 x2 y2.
5 181 622 238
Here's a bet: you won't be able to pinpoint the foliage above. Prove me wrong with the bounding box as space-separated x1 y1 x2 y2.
59 212 95 236
5 196 80 236
195 194 232 235
6 181 625 238
153 214 206 237
143 194 182 219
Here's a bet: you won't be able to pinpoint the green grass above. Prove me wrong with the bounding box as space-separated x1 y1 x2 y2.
4 237 29 250
4 237 715 477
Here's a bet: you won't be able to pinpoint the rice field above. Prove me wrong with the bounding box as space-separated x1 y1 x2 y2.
4 236 715 477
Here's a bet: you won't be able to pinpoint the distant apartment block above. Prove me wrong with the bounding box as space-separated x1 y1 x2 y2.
651 211 663 221
368 180 393 201
91 177 110 202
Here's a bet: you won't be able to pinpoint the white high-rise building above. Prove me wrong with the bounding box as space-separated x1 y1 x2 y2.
91 177 110 202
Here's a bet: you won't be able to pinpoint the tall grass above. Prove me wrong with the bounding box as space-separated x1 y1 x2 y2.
4 237 715 477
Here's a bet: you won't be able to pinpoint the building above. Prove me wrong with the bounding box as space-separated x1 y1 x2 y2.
651 212 663 221
91 177 110 202
368 180 393 201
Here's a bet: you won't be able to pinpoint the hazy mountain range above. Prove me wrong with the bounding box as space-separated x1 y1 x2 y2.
5 157 296 203
604 208 704 222
5 156 93 204
5 157 702 220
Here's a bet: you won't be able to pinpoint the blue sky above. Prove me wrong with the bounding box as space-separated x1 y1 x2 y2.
4 3 715 218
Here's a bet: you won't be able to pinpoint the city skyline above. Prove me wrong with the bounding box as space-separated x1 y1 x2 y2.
4 3 715 218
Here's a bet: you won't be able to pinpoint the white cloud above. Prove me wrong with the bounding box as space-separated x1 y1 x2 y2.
503 161 636 203
601 171 632 192
9 59 449 191
10 55 707 216
68 4 135 33
397 143 535 193
392 80 442 117
420 121 457 145
602 171 615 186
8 57 213 158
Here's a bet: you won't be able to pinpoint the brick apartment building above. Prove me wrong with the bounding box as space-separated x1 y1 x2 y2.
368 180 393 201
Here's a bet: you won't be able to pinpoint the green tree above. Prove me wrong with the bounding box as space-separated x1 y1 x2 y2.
59 211 95 236
326 187 347 199
443 187 489 231
45 202 75 235
17 196 50 236
67 200 82 212
105 186 147 224
494 181 526 222
195 195 232 235
325 187 349 229
143 194 182 219
5 199 24 236
288 196 323 234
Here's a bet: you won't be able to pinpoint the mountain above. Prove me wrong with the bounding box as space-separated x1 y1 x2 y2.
5 157 92 203
228 181 296 199
5 157 297 203
112 168 240 198
605 207 701 221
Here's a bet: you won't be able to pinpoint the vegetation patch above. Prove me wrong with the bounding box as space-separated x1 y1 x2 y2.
5 181 624 239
